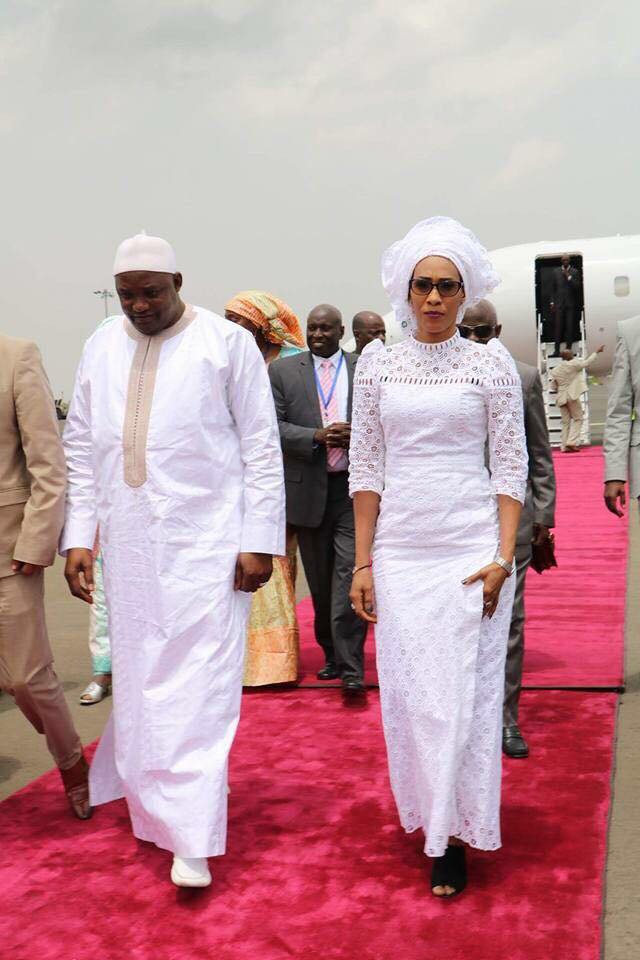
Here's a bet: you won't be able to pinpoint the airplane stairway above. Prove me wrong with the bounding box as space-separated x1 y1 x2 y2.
537 323 591 449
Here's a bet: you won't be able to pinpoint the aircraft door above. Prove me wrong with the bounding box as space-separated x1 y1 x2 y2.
535 254 585 353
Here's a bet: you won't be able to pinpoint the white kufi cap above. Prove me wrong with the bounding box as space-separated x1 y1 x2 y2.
113 231 177 276
381 216 500 335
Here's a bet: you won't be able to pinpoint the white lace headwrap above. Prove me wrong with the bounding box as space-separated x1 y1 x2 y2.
381 216 500 335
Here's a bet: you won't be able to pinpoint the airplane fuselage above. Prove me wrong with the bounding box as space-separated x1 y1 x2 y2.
489 235 640 374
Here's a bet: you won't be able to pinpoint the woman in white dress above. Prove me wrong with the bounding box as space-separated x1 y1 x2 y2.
349 217 528 897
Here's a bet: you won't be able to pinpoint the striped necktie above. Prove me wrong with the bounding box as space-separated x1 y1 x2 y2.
318 358 347 471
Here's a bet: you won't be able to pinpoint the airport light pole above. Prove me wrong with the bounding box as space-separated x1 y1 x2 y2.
94 288 114 319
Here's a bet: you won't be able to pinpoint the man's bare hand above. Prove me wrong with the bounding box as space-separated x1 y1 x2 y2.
314 423 351 448
532 524 551 547
234 553 273 592
604 481 626 518
326 422 351 448
596 344 606 354
64 548 95 603
11 560 44 576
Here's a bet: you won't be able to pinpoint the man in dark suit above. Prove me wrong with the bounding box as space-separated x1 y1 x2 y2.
551 256 581 356
269 304 367 693
461 302 557 758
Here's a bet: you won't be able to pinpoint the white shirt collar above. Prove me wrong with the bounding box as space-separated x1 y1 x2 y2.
312 348 343 368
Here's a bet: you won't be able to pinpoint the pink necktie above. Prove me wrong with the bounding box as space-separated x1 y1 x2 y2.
318 359 347 472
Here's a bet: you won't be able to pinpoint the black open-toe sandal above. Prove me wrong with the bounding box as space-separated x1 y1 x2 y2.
430 845 467 899
443 845 467 898
430 853 449 896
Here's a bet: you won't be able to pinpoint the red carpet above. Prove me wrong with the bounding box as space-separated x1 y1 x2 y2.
521 448 626 687
0 690 616 960
298 448 627 689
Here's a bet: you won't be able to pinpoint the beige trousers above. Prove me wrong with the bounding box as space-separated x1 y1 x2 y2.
0 570 82 770
559 399 584 449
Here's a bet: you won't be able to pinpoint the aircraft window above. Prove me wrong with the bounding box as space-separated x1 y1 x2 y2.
614 276 630 297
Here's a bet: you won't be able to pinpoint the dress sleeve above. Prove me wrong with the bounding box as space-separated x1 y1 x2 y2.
348 340 386 496
483 339 528 504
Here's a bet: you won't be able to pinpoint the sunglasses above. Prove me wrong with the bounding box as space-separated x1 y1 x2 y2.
458 324 494 341
409 277 464 298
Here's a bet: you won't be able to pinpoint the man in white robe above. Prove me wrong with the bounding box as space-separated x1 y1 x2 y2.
61 233 285 887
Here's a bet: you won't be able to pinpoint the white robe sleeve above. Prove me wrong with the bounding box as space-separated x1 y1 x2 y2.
484 339 528 505
349 339 386 496
59 346 98 554
228 331 286 556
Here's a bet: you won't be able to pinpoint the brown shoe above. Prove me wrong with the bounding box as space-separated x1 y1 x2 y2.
59 753 92 820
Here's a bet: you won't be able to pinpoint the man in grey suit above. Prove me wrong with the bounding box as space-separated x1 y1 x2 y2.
461 301 557 758
269 304 368 693
604 315 640 517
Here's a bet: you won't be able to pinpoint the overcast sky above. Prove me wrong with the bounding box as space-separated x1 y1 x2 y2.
2 0 639 392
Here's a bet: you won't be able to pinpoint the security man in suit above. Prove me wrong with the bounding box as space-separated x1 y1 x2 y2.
550 256 582 356
352 311 386 354
0 333 90 817
269 304 367 694
461 302 557 758
604 314 640 517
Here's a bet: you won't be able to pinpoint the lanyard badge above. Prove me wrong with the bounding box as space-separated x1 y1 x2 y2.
314 353 344 420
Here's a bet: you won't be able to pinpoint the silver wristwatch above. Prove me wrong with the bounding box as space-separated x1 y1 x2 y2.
493 554 514 577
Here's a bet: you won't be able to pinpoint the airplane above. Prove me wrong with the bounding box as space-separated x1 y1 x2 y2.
349 234 640 376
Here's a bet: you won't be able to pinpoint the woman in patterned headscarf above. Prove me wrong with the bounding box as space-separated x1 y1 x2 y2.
225 290 305 362
225 291 304 686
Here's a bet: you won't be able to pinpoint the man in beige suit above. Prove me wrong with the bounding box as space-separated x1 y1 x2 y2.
550 345 605 451
604 315 640 517
0 333 90 818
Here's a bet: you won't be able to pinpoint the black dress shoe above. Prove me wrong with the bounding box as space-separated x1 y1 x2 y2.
342 676 365 694
503 725 529 758
317 663 340 681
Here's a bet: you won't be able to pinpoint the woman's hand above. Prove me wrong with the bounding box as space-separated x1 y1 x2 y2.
462 562 509 618
350 567 377 623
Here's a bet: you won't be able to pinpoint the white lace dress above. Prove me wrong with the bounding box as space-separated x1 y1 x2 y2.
349 331 527 857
